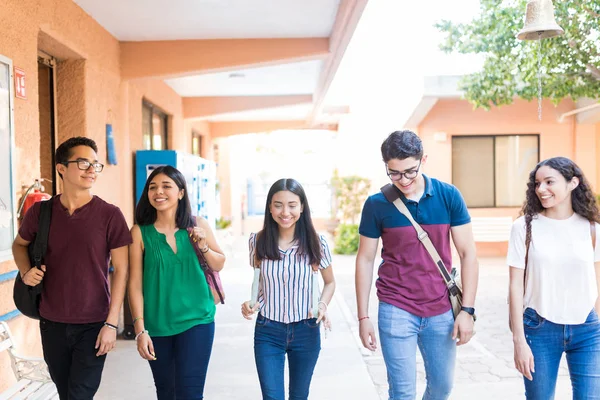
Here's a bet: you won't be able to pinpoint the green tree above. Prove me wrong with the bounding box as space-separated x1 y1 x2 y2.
436 0 600 109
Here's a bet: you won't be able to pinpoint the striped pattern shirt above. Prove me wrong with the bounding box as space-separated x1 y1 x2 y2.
249 232 332 323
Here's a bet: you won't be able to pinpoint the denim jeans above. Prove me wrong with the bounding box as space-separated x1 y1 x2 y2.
39 318 106 400
523 307 600 400
378 302 456 400
149 322 215 400
253 314 321 400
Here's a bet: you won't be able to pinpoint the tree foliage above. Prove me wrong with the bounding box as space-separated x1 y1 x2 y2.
436 0 600 109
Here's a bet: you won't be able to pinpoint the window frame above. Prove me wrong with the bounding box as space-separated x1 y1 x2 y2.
451 134 540 208
191 130 202 156
142 100 168 150
0 55 17 261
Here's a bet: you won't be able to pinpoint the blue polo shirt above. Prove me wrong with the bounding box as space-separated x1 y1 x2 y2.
359 174 470 317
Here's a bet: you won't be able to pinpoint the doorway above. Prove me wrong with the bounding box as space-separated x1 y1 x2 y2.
37 52 57 195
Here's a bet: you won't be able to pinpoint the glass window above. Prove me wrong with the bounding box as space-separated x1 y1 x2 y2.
142 101 168 150
452 135 539 207
0 56 16 260
192 131 202 156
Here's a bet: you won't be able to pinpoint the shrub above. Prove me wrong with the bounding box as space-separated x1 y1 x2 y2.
334 223 359 255
215 217 232 230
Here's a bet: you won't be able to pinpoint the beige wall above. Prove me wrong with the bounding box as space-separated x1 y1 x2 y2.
0 0 206 389
415 97 600 256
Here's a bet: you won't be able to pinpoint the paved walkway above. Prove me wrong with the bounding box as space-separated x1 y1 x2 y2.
96 234 572 399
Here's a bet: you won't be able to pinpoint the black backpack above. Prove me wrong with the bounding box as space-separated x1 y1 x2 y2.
13 198 53 319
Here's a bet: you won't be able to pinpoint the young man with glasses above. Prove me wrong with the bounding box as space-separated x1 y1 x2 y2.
12 136 131 399
355 130 479 399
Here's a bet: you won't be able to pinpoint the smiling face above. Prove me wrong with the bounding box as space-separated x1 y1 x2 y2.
535 165 578 210
147 173 184 212
56 145 99 191
269 190 303 230
386 156 426 197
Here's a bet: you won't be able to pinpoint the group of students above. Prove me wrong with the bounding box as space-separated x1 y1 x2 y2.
10 130 600 400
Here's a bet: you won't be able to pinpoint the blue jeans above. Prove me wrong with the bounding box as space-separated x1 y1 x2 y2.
254 314 321 400
523 307 600 400
149 322 215 400
378 302 456 400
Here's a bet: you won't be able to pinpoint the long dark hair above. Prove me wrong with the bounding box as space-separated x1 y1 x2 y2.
521 157 600 247
135 165 195 229
256 178 321 265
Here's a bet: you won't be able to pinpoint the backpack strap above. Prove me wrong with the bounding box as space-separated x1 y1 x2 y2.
32 198 54 268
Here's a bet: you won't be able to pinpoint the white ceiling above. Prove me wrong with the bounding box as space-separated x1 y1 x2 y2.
165 60 322 97
73 0 341 41
205 103 314 122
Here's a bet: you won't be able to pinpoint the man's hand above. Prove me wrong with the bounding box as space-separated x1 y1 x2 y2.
95 325 117 356
452 311 475 346
359 318 377 351
22 265 46 286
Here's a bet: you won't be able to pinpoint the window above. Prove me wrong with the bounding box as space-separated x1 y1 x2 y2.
192 131 202 156
142 101 168 150
0 56 16 260
452 135 539 207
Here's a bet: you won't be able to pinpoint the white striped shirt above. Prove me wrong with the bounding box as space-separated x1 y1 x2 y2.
249 232 332 323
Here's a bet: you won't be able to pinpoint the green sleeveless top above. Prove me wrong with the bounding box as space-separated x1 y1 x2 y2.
139 224 215 337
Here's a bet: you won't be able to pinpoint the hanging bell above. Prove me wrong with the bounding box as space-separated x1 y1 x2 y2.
517 0 564 40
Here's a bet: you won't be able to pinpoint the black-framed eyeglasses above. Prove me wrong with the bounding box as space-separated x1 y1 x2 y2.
62 159 104 173
386 161 421 182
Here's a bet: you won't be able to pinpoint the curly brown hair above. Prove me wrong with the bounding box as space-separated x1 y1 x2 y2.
521 157 600 248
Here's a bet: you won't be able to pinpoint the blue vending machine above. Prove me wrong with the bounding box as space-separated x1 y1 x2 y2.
135 150 217 229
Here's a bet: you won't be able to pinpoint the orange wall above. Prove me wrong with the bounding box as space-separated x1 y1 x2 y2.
416 97 599 256
418 98 581 214
0 0 202 389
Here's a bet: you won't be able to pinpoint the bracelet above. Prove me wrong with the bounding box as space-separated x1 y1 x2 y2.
135 330 149 341
318 301 328 311
200 245 209 253
358 316 369 322
132 317 144 325
104 322 118 330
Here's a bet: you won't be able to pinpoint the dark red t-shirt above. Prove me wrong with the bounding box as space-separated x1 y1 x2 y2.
19 195 132 323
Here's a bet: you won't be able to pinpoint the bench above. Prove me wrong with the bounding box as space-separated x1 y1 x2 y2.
471 216 513 242
0 321 58 400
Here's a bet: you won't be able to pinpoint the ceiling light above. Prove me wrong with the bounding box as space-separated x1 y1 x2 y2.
228 73 246 79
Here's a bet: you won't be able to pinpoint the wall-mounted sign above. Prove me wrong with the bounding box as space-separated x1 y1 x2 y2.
14 67 26 99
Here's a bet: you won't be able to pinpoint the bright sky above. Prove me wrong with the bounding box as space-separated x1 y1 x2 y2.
325 0 485 125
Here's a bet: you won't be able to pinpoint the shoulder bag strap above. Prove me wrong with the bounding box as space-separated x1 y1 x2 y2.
381 184 459 295
32 198 54 268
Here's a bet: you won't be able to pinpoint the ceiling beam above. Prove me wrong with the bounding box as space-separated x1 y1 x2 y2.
308 0 369 124
209 120 338 138
183 95 313 119
121 38 329 80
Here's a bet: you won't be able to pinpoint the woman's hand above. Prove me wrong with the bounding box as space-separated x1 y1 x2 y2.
241 301 259 320
514 338 535 380
190 227 208 250
316 303 332 331
136 332 156 361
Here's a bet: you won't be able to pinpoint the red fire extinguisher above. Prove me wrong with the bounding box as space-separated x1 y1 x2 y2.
17 179 52 219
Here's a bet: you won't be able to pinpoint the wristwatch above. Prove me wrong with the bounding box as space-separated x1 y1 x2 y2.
460 306 477 322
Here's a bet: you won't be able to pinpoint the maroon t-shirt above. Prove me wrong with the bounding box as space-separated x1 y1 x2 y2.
19 195 132 323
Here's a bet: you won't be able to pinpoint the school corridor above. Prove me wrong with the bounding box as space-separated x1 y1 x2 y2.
94 234 572 400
